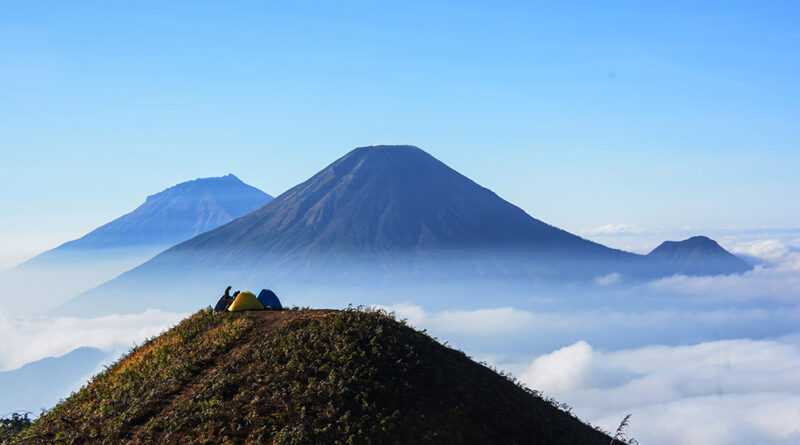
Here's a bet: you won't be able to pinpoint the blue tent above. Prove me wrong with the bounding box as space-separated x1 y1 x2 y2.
256 289 282 310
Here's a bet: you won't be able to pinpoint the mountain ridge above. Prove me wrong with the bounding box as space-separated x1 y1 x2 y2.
53 173 272 251
0 174 272 315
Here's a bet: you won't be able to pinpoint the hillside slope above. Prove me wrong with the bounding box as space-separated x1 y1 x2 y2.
0 348 107 416
15 309 614 444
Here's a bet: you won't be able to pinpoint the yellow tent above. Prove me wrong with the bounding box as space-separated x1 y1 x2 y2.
228 291 264 312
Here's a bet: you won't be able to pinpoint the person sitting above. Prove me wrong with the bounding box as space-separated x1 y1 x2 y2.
214 286 233 313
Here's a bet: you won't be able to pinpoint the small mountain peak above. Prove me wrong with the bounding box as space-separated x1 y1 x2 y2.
647 235 751 275
651 235 722 252
684 235 715 244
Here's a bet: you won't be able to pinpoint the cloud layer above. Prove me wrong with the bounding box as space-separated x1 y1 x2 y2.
646 239 800 303
514 337 800 445
0 310 186 371
375 302 800 445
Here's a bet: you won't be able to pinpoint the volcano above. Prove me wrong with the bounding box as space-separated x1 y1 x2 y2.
0 174 271 314
647 235 751 275
63 145 748 315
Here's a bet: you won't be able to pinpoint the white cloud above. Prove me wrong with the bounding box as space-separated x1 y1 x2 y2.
647 266 800 303
511 337 800 445
375 304 535 335
375 303 800 343
0 310 187 371
522 341 592 392
585 223 647 235
584 226 800 255
376 303 800 444
595 272 621 286
730 239 800 272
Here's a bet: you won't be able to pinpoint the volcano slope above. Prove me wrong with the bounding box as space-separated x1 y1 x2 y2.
15 309 614 444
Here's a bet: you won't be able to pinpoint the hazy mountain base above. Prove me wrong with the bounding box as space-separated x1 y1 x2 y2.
59 247 691 316
0 174 272 316
0 246 168 315
14 308 615 445
0 347 108 416
56 145 750 317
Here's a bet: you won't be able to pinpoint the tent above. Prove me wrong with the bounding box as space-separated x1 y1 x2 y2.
256 289 282 310
227 291 263 312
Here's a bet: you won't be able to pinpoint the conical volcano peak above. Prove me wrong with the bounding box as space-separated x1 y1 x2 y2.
364 144 422 150
220 143 567 254
331 144 444 176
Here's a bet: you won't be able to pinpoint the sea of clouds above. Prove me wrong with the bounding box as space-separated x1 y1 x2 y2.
0 310 186 372
375 303 800 445
373 233 800 445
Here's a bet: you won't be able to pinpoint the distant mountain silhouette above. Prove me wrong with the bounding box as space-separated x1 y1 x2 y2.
164 145 628 258
0 175 272 314
0 347 107 416
63 146 752 315
647 235 751 275
54 174 272 251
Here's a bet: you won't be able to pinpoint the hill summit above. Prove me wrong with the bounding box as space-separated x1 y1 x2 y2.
16 309 613 444
647 235 751 275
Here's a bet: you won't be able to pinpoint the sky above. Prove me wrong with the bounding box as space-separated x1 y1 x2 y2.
3 1 800 268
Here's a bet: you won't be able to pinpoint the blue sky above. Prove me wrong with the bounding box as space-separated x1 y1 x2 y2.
2 1 800 267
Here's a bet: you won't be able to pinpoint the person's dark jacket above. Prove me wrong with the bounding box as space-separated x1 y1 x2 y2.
213 295 230 313
214 287 233 313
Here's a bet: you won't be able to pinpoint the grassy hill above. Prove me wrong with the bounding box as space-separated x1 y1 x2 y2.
10 308 616 444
